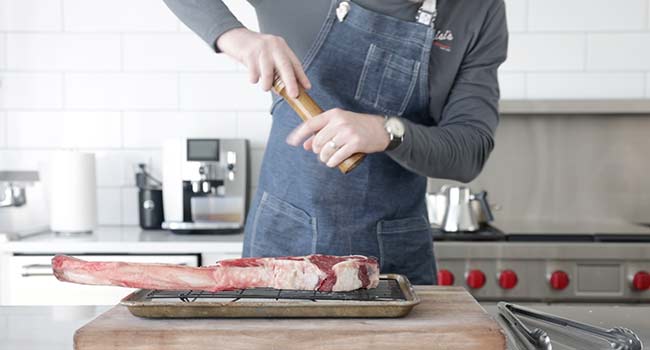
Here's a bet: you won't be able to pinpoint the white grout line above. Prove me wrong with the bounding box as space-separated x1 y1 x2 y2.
4 67 647 74
508 30 650 35
119 33 125 72
523 0 529 32
1 68 241 74
4 28 650 35
118 186 125 226
0 107 270 113
61 72 67 109
522 73 528 99
234 111 240 139
3 30 185 35
1 111 7 148
647 0 650 30
119 111 125 149
583 33 589 72
0 108 264 113
1 32 7 70
176 72 182 112
58 0 64 32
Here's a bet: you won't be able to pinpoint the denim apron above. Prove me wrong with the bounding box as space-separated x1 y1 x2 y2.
243 0 438 285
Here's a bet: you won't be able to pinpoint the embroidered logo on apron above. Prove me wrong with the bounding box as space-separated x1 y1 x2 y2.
433 29 453 52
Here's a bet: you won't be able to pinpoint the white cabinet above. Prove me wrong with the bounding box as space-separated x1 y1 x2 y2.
4 254 199 305
201 250 243 265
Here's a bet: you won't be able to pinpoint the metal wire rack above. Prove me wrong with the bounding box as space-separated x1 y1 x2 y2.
143 278 405 303
121 275 419 318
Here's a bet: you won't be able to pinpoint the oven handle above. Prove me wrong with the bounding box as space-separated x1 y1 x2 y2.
21 264 54 277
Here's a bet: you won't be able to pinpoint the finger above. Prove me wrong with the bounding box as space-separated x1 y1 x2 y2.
275 54 299 98
319 140 339 164
247 58 261 84
287 51 311 90
311 123 339 154
326 144 355 168
259 54 275 91
286 112 331 146
303 135 314 151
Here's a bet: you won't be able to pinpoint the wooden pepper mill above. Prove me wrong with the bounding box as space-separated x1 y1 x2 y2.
272 77 365 174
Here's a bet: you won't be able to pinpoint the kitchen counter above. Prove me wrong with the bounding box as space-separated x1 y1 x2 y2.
0 305 110 350
2 303 649 350
0 226 244 254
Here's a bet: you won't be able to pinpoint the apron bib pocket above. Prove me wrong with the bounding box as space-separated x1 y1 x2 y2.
250 192 317 257
355 43 421 116
377 216 436 285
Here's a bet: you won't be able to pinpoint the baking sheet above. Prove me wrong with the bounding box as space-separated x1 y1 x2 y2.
120 274 419 318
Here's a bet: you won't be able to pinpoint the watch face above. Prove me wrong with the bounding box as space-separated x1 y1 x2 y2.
386 118 405 137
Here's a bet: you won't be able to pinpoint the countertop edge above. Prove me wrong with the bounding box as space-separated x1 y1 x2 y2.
500 99 650 115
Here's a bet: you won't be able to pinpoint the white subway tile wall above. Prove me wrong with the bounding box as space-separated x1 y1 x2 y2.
528 0 647 31
0 0 649 225
97 188 122 225
64 73 178 109
0 112 6 147
501 34 586 71
236 112 273 149
0 0 63 31
503 0 527 32
6 111 122 148
497 73 526 99
62 0 178 32
0 73 64 109
526 73 646 99
0 34 6 70
122 111 238 148
121 187 140 225
123 34 237 72
587 34 650 71
7 34 121 71
178 73 269 110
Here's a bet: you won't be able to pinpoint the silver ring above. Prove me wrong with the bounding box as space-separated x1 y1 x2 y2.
327 140 338 149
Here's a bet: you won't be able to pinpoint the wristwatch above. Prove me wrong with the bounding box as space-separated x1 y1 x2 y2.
383 116 405 151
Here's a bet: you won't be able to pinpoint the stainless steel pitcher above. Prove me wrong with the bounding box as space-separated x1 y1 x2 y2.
427 186 494 232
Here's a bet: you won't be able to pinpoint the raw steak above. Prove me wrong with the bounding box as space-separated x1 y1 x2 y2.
52 254 380 292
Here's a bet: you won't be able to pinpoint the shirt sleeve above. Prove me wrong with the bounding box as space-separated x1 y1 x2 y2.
386 0 508 183
162 0 245 52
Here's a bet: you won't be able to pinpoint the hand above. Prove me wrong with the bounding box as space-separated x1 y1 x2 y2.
286 108 390 168
216 28 311 98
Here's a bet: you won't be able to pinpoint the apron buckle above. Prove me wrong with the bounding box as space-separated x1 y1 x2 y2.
415 8 437 27
336 1 351 22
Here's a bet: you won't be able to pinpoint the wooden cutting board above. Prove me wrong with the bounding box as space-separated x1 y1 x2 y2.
74 286 505 350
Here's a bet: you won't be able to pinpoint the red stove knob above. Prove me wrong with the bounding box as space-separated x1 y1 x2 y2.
437 269 455 286
498 270 518 290
549 270 570 290
466 270 486 289
632 271 650 291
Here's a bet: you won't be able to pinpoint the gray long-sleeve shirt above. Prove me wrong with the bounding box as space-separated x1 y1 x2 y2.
163 0 508 183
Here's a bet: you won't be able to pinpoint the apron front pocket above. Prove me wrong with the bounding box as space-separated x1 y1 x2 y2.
355 43 421 116
377 216 436 285
250 192 317 257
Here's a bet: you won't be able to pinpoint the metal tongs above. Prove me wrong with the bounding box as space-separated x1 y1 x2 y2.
498 302 643 350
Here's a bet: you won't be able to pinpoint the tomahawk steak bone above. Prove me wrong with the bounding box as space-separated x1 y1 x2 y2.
52 254 380 292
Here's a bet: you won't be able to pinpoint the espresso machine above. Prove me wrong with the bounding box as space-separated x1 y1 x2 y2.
162 138 249 234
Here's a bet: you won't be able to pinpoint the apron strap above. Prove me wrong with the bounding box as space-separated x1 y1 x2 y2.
415 0 437 28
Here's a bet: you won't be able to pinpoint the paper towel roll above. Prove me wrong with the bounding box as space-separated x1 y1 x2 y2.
49 151 97 233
